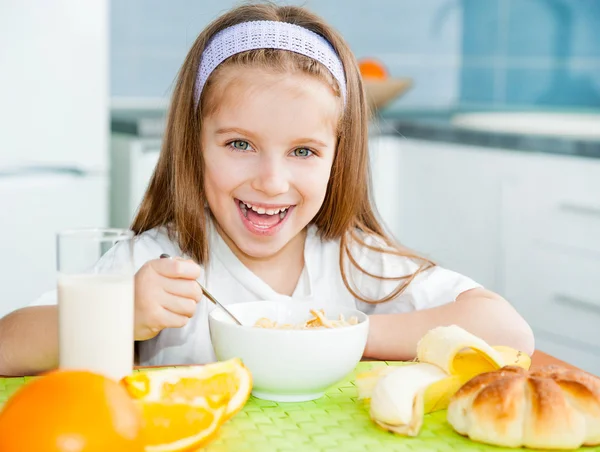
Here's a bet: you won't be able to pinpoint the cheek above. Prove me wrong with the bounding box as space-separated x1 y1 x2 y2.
204 163 230 194
203 151 246 198
295 161 333 204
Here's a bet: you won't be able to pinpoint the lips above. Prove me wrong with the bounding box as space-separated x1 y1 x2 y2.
238 200 290 221
235 199 295 236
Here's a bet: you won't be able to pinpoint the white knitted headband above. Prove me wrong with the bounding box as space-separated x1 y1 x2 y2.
194 20 347 108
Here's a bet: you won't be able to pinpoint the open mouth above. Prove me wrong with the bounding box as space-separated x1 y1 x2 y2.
236 199 294 234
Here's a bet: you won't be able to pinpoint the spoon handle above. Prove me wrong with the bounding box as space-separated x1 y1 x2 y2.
159 253 243 326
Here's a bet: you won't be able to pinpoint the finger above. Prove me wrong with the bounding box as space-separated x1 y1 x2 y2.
162 295 197 318
163 278 203 302
159 308 192 329
151 257 202 280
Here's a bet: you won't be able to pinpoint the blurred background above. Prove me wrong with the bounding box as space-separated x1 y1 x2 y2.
1 0 599 374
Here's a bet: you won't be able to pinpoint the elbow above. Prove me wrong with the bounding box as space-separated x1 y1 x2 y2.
0 316 12 376
483 316 535 357
497 302 535 356
459 289 536 356
0 354 14 377
510 321 535 357
521 324 536 357
0 309 34 376
502 299 535 356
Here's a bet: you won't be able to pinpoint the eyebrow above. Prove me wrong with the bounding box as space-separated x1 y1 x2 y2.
290 137 329 148
215 127 329 148
215 127 255 137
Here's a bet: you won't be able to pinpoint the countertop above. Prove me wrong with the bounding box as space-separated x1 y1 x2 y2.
374 107 600 160
111 107 167 138
110 104 600 159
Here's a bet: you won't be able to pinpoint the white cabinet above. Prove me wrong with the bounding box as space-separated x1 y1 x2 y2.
502 152 600 375
369 135 405 240
370 135 600 375
370 136 509 293
110 133 162 229
534 333 600 377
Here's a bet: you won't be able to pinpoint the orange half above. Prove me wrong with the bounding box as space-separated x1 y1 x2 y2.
122 358 252 451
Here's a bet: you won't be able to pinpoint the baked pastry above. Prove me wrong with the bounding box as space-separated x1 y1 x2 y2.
447 365 600 449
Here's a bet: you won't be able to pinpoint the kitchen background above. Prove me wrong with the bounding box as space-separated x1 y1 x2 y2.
1 0 599 373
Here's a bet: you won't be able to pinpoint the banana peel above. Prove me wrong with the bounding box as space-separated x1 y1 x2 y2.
423 344 531 413
356 326 531 436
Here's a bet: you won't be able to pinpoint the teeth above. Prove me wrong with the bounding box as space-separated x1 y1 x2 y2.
239 201 248 218
240 201 290 216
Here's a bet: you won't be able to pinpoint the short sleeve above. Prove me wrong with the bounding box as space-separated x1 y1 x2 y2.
29 289 58 307
347 231 482 314
28 227 181 308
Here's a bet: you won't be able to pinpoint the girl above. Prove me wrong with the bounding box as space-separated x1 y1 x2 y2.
0 3 533 376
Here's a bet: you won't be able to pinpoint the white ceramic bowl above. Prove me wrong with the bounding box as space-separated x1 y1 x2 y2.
208 301 369 402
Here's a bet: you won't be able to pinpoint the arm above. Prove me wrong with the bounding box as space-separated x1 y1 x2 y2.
0 257 203 376
0 306 59 376
363 288 535 361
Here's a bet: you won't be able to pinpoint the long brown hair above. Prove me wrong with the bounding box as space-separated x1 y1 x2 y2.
131 1 434 304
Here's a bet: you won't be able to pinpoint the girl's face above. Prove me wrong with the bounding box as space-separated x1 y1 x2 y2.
201 67 340 260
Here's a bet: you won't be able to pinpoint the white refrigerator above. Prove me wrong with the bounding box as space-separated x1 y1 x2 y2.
0 1 109 317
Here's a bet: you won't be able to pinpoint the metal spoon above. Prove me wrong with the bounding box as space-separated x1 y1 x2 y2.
159 253 243 326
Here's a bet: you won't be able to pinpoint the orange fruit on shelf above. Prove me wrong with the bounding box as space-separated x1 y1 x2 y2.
358 58 388 80
122 358 252 452
0 370 144 452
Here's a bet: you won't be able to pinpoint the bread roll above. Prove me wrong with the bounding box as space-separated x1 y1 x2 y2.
447 365 600 449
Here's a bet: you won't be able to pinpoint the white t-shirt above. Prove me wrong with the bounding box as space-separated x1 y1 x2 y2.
31 223 480 366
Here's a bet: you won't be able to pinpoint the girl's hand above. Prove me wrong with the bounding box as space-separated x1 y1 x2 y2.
134 258 203 341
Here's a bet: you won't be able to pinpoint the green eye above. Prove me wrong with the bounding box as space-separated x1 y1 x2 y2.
231 140 250 150
292 148 313 157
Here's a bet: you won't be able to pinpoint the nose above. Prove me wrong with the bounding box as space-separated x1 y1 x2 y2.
251 155 290 197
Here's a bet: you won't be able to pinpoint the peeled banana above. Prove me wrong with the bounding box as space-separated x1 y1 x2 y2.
355 325 532 436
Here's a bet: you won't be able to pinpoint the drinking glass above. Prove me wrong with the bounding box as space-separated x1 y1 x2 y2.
56 228 134 380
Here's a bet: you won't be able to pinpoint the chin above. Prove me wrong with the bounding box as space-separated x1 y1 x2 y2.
236 227 296 257
237 241 286 259
214 204 310 259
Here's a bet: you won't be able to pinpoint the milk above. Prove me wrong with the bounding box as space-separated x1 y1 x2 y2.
58 273 134 381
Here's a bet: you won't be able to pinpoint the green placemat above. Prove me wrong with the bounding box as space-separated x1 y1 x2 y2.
207 362 600 452
0 376 37 405
2 362 600 452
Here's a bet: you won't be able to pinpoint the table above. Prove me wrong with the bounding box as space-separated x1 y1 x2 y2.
528 350 580 371
132 349 580 370
0 349 584 379
1 350 595 452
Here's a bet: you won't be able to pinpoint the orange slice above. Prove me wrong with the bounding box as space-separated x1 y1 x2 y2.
122 358 252 452
140 399 225 452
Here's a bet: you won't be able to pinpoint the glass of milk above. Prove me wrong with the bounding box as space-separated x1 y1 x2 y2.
56 228 134 381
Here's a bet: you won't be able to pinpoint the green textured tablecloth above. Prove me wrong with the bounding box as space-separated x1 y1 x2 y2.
1 361 599 452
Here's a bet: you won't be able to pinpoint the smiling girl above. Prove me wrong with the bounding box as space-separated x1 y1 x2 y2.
0 3 534 375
